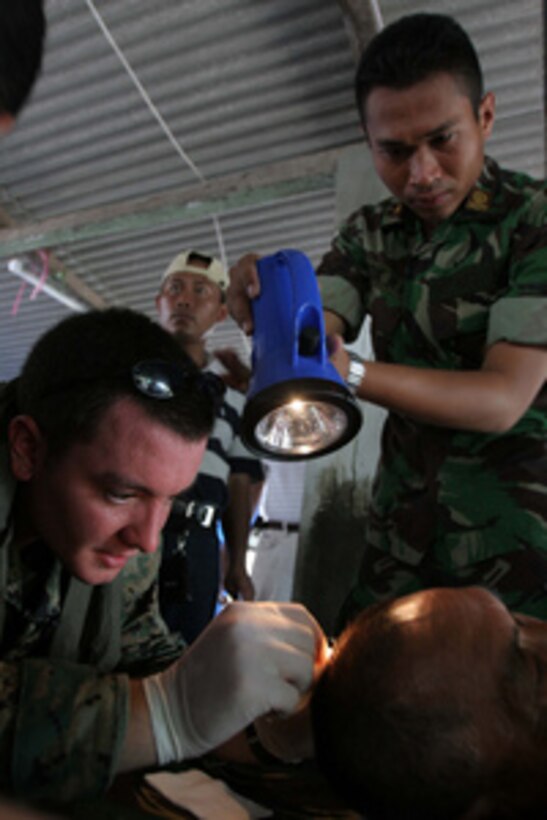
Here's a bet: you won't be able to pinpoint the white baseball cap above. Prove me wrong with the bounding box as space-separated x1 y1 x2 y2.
160 250 227 291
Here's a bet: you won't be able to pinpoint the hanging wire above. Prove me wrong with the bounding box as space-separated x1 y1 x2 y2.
213 216 227 271
84 1 231 264
84 0 206 184
368 0 384 31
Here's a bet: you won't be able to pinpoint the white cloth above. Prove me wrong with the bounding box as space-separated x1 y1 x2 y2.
248 529 298 602
257 461 306 524
145 770 271 819
248 461 306 601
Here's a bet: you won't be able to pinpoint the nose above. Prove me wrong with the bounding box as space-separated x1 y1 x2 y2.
408 146 441 188
176 284 194 307
122 501 170 554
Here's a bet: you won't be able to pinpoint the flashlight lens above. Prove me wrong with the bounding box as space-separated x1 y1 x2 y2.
255 400 348 456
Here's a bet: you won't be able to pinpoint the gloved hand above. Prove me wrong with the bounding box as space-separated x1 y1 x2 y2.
143 601 327 765
252 637 331 763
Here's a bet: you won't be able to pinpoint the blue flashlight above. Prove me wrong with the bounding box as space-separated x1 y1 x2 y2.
241 249 362 460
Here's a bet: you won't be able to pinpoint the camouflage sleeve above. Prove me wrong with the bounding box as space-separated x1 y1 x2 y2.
0 554 181 801
0 657 128 801
488 186 547 347
317 209 373 342
119 549 184 676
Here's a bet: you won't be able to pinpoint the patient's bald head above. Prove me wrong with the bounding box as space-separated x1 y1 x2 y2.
312 587 547 819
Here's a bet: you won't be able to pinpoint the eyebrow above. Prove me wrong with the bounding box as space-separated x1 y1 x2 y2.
99 471 188 502
98 471 154 496
376 119 459 149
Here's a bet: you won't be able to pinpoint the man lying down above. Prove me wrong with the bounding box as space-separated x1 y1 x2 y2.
311 586 547 820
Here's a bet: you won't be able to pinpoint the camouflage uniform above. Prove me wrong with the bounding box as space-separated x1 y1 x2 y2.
0 387 183 802
318 158 547 624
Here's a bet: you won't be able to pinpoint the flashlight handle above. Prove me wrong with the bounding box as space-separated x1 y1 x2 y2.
252 250 334 379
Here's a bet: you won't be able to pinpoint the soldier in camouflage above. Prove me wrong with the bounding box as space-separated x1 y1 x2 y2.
227 13 547 624
0 1 323 812
0 308 326 805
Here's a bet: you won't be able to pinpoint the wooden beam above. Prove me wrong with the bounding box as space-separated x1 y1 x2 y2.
0 147 346 258
0 204 107 309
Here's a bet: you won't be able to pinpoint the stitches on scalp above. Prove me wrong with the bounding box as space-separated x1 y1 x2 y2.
355 13 484 124
16 307 215 456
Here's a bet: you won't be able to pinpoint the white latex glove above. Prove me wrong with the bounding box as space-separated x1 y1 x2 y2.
143 601 327 765
252 636 332 764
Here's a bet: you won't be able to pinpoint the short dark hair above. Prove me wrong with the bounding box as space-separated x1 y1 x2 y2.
13 307 216 458
355 13 484 125
311 602 492 820
0 0 46 116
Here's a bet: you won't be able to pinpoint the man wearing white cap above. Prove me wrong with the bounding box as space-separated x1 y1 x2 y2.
156 250 263 643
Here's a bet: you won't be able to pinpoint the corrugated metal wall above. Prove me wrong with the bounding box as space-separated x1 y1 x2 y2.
0 0 544 380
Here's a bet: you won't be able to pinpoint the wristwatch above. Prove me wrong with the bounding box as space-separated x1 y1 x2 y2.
345 351 366 395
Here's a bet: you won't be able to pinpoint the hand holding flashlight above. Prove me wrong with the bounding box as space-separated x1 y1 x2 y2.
227 252 262 335
326 333 351 380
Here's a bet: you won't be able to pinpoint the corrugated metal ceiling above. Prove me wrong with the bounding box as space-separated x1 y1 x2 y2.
0 0 544 380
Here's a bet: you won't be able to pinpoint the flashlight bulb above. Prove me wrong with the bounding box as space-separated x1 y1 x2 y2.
255 399 348 457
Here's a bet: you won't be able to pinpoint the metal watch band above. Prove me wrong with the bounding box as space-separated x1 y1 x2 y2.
346 351 366 394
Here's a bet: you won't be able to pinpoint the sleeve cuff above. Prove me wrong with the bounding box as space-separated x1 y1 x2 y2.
488 297 547 346
318 277 364 342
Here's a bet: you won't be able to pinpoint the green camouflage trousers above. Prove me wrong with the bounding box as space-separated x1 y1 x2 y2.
337 545 547 633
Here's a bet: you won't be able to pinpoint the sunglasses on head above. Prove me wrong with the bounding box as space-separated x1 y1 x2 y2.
132 359 225 408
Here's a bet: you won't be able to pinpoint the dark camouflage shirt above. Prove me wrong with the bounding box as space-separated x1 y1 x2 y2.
318 158 547 568
0 412 183 802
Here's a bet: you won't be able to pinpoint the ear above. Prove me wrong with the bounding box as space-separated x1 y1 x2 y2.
8 415 46 481
479 91 495 139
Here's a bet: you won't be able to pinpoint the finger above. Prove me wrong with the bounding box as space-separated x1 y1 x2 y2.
326 333 344 356
271 603 328 659
214 348 250 378
244 605 315 659
266 640 316 699
258 676 302 718
241 318 254 336
240 253 262 298
225 602 322 663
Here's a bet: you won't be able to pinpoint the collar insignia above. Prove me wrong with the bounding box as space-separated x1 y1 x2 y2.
465 189 491 212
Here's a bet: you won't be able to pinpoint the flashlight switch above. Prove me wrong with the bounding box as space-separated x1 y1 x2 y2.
298 326 321 356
